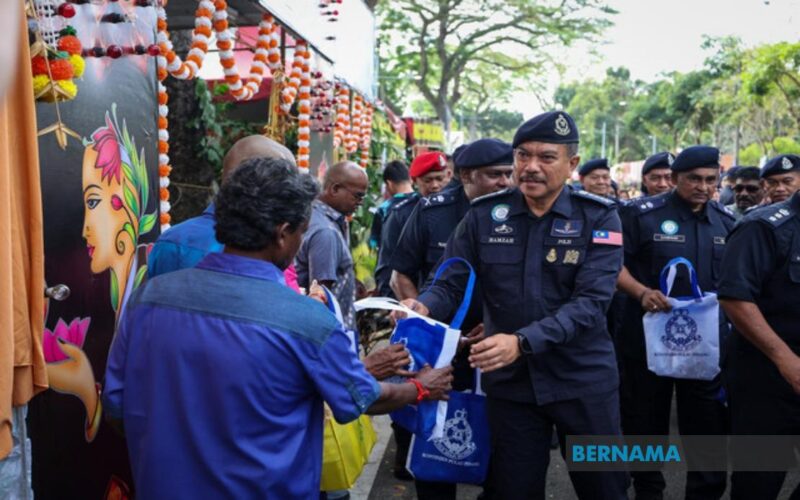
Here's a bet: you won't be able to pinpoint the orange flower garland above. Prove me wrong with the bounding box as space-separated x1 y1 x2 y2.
156 0 213 80
280 41 307 114
359 103 373 168
333 86 350 149
156 53 172 229
347 93 363 154
214 3 273 101
296 47 312 171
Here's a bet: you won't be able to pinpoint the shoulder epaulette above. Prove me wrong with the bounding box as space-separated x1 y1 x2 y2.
470 188 512 206
420 190 457 209
756 201 796 227
709 200 736 220
391 193 419 211
630 193 668 214
571 189 615 207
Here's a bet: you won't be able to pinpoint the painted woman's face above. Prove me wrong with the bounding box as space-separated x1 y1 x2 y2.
82 147 130 274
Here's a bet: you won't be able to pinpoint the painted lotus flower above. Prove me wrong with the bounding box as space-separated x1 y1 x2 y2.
43 317 91 363
91 113 122 185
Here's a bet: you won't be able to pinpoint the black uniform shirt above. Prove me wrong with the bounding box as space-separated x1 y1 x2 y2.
374 192 420 297
419 187 624 404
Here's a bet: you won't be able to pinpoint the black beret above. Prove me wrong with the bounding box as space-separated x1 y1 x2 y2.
642 152 674 175
671 145 720 172
454 138 513 170
512 111 579 148
723 165 741 179
760 154 800 178
578 158 609 176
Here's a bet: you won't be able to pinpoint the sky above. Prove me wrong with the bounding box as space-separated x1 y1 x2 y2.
517 0 800 117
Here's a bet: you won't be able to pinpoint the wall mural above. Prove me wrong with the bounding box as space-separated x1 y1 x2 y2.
30 2 159 498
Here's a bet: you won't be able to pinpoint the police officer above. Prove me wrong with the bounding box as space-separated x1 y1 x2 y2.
369 160 414 252
617 145 735 500
401 111 628 499
719 166 740 206
760 154 800 205
718 191 800 499
726 166 764 220
374 153 448 297
390 138 513 500
578 158 612 197
640 152 675 197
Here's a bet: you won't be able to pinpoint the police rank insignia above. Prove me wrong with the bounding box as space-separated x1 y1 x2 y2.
546 248 557 263
782 157 794 170
563 249 580 264
660 220 679 235
554 114 571 136
491 204 510 222
551 219 583 237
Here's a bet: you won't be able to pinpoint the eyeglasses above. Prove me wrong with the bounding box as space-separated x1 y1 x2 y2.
733 185 760 193
338 184 366 201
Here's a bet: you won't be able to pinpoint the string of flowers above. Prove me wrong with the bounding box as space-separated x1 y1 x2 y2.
280 41 306 113
333 85 350 149
359 103 373 168
156 52 172 230
347 92 363 154
296 46 312 172
156 0 212 80
31 25 85 102
264 15 282 71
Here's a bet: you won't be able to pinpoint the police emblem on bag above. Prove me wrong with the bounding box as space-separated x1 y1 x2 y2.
433 409 477 461
661 309 702 351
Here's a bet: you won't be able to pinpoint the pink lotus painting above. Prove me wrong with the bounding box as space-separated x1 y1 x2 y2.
43 317 91 363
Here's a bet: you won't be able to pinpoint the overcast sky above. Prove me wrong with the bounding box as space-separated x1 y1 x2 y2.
517 0 800 117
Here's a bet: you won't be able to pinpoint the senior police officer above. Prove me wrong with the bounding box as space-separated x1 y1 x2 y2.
400 111 629 499
760 154 800 204
390 139 513 499
718 190 800 499
374 153 448 297
578 158 613 197
640 152 675 197
616 145 735 500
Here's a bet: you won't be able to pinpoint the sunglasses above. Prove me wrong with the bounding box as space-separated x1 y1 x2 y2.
733 185 760 193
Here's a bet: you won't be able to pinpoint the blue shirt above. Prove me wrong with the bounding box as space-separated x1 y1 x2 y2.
147 204 223 278
419 187 623 404
103 253 380 499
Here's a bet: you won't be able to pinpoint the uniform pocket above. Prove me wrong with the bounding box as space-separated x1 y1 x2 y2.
478 242 524 307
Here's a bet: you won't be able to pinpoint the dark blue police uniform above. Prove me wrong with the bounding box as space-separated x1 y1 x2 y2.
619 190 735 500
718 192 800 500
419 186 628 499
374 192 420 297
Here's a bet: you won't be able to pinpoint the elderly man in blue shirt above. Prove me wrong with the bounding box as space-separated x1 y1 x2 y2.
103 157 453 499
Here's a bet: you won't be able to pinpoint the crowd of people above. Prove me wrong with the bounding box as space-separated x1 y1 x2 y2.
102 110 800 500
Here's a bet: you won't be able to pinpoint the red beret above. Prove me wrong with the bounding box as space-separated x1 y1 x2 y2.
409 151 447 178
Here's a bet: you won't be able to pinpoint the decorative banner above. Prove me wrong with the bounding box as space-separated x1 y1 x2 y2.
414 121 445 146
29 2 159 498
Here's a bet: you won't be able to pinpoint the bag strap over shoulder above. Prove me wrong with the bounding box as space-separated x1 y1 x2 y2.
422 257 476 330
659 257 703 299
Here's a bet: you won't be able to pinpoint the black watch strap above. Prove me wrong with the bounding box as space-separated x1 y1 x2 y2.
515 333 532 355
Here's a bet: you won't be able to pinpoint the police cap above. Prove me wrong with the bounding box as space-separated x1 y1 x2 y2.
578 158 609 176
670 145 720 172
512 111 579 148
642 152 674 175
760 154 800 179
409 151 447 178
455 138 513 170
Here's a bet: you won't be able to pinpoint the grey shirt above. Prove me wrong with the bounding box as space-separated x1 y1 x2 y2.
296 200 356 328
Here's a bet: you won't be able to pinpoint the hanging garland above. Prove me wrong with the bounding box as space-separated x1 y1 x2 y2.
347 92 362 154
156 0 211 80
156 48 172 230
296 46 312 171
280 41 307 114
359 103 373 168
333 85 350 149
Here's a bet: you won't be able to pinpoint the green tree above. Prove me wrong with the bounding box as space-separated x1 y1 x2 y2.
377 0 615 139
742 42 800 128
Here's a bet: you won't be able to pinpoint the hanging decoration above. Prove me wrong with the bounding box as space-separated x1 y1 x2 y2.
359 103 373 168
280 41 307 114
296 46 312 172
311 77 334 133
347 92 362 154
156 0 212 80
333 85 350 149
156 38 172 230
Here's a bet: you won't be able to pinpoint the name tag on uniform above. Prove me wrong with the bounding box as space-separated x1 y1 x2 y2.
487 237 516 244
713 236 726 245
551 219 583 237
654 234 686 243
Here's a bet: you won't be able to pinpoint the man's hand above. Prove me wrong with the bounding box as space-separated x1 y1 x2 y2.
469 333 520 373
459 323 485 351
390 298 430 322
415 364 454 401
363 344 413 380
640 288 672 313
777 353 800 394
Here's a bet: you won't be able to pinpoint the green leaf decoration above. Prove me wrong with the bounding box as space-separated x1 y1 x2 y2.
123 182 139 219
137 146 149 210
121 162 134 185
134 265 148 289
139 212 156 235
123 222 136 246
110 268 119 313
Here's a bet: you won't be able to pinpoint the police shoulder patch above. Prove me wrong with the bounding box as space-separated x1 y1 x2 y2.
571 189 614 207
420 190 456 210
709 200 736 220
470 188 512 206
757 201 796 227
632 193 668 214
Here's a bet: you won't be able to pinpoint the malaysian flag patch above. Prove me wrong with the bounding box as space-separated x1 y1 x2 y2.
592 230 623 246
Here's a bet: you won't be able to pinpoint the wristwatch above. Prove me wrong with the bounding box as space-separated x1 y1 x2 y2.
515 332 532 355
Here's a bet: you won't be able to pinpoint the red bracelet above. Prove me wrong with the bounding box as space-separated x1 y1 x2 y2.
407 378 430 403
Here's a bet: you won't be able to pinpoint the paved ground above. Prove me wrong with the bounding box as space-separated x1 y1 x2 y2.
356 414 800 500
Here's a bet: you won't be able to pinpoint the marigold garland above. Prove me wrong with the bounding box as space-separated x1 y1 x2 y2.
156 54 172 230
333 86 350 149
155 0 212 80
31 25 84 103
359 103 373 168
347 93 363 154
280 41 307 114
296 46 312 171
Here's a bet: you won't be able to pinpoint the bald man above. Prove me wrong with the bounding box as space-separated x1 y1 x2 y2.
148 135 296 278
295 162 368 329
